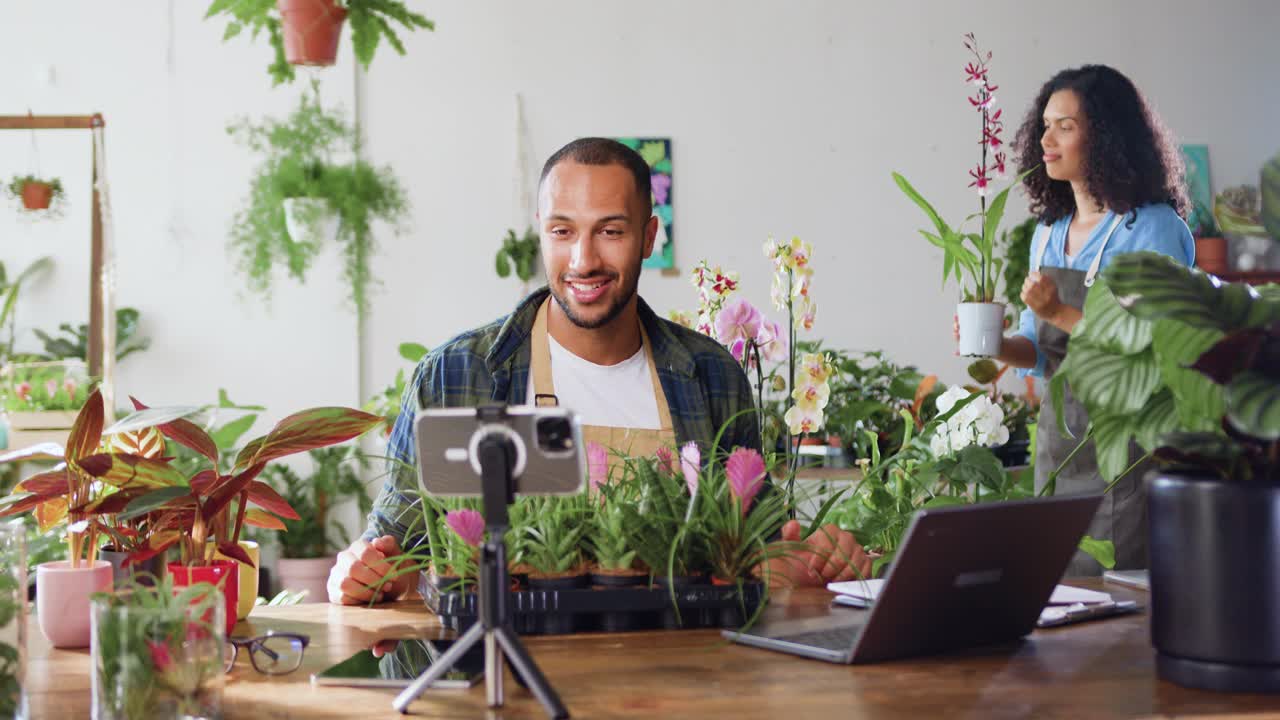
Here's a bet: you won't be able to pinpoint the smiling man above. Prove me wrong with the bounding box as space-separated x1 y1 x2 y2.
329 138 870 605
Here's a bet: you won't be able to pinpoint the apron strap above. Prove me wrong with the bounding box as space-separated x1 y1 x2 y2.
1084 213 1126 287
529 298 674 432
1031 223 1051 273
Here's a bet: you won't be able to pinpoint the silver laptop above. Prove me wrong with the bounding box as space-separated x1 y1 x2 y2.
724 495 1102 663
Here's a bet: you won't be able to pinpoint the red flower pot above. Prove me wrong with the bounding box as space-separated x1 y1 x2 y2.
169 561 239 637
277 0 347 67
20 182 53 210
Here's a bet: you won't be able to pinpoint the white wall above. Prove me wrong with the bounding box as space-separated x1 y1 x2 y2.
1 1 1277 504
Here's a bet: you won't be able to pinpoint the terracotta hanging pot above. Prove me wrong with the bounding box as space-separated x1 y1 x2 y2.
20 181 53 210
277 0 347 67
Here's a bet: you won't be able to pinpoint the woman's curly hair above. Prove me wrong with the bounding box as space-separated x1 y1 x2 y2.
1014 65 1189 225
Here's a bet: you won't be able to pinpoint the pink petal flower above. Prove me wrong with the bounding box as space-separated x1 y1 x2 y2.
680 442 700 496
756 319 789 364
714 299 763 349
586 441 609 492
655 446 676 475
729 337 748 363
147 639 174 672
725 448 766 516
445 509 485 547
63 377 77 397
14 382 30 402
45 379 57 398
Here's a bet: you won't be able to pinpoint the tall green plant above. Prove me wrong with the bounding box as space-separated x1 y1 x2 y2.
205 0 434 86
1000 217 1037 318
0 256 52 360
32 307 151 364
227 84 409 316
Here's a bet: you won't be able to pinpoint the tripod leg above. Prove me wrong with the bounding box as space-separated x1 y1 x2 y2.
493 626 570 720
392 621 486 714
485 628 504 707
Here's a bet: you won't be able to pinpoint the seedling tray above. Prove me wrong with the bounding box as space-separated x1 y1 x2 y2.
420 576 766 635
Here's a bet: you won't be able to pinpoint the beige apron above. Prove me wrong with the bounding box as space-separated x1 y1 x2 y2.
529 299 677 472
1032 214 1149 575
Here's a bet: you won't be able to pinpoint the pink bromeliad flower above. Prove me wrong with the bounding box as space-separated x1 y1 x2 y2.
680 442 700 496
586 442 609 492
655 446 676 475
725 448 766 516
63 377 77 398
14 382 30 403
445 509 485 548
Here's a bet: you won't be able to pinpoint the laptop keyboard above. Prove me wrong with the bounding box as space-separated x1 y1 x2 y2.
776 625 861 651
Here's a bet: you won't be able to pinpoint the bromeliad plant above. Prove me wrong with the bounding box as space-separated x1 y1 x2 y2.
438 508 484 584
894 33 1031 304
521 494 590 578
1 361 93 413
615 445 708 580
584 443 642 575
690 445 795 585
75 399 382 569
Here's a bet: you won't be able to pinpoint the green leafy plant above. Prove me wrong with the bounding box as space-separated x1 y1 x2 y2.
227 84 410 317
0 256 53 359
1000 217 1036 318
0 534 20 717
91 575 223 719
205 0 434 86
495 227 540 283
587 467 641 574
815 345 940 461
1213 185 1268 237
363 342 429 435
5 175 64 214
615 453 708 579
520 494 590 577
261 445 372 558
31 307 150 364
1190 200 1223 238
1 361 93 412
1053 251 1280 486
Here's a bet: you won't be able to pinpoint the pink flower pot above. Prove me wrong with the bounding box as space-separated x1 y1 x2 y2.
169 561 239 638
36 560 112 648
276 557 334 603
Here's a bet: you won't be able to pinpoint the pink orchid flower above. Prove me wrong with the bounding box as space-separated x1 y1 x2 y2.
756 319 788 364
725 448 767 516
715 299 763 352
655 446 676 476
586 442 609 492
445 509 485 548
680 442 700 496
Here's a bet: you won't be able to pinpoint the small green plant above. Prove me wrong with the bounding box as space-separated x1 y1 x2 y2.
521 494 590 577
260 445 372 559
0 256 53 359
495 227 540 283
363 342 429 435
205 0 434 86
615 453 708 579
1 362 93 412
31 307 151 364
5 175 64 214
1000 217 1037 318
91 576 224 719
227 83 410 317
587 460 640 573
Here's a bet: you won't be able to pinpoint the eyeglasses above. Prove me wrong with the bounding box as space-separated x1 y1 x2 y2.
223 631 311 675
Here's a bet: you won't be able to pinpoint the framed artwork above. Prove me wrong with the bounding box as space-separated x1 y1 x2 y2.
615 137 673 270
1181 144 1212 234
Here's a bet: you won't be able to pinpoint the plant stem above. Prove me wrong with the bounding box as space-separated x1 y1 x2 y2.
1040 426 1094 497
1103 452 1153 495
751 341 764 445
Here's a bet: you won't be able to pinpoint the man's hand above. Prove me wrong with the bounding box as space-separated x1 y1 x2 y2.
1021 271 1062 319
761 520 873 589
328 535 414 605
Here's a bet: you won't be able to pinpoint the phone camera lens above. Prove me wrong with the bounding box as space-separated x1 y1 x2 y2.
535 417 574 454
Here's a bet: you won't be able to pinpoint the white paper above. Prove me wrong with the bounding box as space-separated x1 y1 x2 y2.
826 579 1112 606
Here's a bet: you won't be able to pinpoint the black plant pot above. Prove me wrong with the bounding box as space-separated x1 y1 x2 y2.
590 571 646 588
1148 472 1280 693
99 547 165 589
993 439 1031 468
652 573 707 590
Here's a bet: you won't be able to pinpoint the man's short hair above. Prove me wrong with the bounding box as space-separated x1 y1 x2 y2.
539 137 652 217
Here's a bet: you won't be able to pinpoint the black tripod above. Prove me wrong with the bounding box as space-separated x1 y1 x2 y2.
393 424 570 718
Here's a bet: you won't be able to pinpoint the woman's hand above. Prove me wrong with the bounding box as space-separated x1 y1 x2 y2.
1021 271 1062 319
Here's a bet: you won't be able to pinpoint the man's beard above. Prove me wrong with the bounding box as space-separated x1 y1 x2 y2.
549 273 637 330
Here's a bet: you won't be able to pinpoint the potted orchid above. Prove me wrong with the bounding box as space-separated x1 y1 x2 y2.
894 33 1030 357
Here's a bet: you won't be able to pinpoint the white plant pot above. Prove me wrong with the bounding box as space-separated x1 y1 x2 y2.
282 197 340 246
276 557 334 604
957 302 1005 357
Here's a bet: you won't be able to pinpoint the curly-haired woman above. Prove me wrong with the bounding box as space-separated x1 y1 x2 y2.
988 65 1194 575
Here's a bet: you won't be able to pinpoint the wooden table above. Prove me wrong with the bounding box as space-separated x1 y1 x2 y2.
25 580 1280 719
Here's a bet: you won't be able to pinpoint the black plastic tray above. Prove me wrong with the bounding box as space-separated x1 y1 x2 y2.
419 575 767 635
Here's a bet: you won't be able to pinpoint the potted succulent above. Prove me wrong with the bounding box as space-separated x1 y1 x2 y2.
1052 251 1280 692
262 445 371 601
894 33 1031 357
5 175 63 212
226 84 410 318
205 0 434 85
75 398 381 635
0 389 115 647
91 576 225 719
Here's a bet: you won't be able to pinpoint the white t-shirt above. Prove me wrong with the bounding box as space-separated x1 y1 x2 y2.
525 335 661 429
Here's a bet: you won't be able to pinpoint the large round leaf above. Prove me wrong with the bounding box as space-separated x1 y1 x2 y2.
1152 318 1225 428
1225 371 1280 440
1065 344 1161 415
1078 280 1152 354
1132 390 1179 453
1105 252 1280 332
1091 412 1134 483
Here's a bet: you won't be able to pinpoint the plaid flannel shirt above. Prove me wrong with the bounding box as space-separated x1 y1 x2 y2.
362 288 761 551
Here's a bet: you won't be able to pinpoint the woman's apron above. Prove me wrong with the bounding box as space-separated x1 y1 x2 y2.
1032 214 1149 575
529 299 678 473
